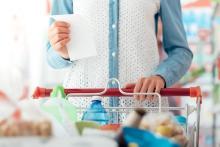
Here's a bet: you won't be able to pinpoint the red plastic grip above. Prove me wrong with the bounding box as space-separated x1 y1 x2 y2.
190 86 202 97
32 87 201 99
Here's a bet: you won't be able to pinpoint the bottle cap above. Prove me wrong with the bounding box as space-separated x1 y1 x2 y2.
91 96 102 101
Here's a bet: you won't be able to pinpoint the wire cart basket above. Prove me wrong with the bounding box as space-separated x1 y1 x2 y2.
33 78 202 147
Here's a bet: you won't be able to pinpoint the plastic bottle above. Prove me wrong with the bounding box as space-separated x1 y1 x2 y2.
82 97 109 125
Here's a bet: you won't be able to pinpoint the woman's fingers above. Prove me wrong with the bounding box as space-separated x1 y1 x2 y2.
146 82 156 100
133 76 165 101
52 21 70 28
54 38 71 51
48 21 70 38
48 21 70 49
134 78 145 100
140 79 150 100
155 82 163 95
49 27 70 38
50 33 69 45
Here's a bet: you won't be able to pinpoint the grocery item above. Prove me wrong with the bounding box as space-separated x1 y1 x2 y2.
128 143 139 147
122 127 179 147
70 136 118 147
83 128 117 139
171 135 188 147
82 97 109 125
100 124 121 132
155 125 173 137
139 115 150 130
0 119 52 137
213 83 220 104
123 109 146 128
41 85 77 123
139 112 173 131
50 85 66 98
75 121 100 135
41 98 77 124
166 123 183 136
175 115 187 132
0 98 53 137
123 111 188 146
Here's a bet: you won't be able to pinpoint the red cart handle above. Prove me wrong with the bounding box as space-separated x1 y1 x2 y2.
33 87 201 99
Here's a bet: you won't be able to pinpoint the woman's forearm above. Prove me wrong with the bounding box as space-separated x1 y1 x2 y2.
47 43 72 69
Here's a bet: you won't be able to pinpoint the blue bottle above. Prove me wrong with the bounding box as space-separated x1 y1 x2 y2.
82 97 109 125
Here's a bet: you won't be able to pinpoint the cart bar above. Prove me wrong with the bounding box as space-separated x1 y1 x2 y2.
32 86 201 98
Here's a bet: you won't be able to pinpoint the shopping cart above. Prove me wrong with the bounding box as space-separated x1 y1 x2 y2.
33 78 202 147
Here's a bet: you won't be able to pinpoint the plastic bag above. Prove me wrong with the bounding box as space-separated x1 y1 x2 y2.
39 85 78 136
0 99 52 137
0 98 79 137
40 98 78 136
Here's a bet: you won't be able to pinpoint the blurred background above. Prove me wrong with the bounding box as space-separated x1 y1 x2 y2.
0 0 220 146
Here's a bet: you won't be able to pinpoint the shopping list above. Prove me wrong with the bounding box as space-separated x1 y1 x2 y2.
51 14 97 61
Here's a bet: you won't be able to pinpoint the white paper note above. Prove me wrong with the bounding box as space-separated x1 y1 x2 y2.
51 14 97 61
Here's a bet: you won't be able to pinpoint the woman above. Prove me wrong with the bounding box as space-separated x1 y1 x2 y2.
47 0 193 118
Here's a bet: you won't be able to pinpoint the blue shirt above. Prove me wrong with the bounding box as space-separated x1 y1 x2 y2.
47 0 193 87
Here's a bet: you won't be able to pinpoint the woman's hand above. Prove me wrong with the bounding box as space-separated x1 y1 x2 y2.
48 21 70 59
125 75 165 101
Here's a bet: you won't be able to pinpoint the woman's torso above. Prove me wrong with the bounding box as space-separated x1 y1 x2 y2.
64 0 160 88
64 0 168 110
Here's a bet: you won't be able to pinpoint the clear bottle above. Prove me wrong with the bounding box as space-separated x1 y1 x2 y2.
82 97 109 125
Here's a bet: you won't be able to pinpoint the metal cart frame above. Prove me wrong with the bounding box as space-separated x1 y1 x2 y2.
33 78 202 147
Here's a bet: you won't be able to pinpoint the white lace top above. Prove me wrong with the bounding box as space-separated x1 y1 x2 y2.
63 0 168 113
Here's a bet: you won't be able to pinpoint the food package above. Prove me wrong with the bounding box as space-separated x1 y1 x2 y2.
83 128 117 139
139 112 188 146
0 99 79 138
122 109 146 128
0 119 52 137
123 110 188 146
100 124 121 132
0 99 52 137
122 127 179 147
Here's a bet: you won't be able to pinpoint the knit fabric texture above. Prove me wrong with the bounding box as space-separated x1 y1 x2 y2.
64 0 168 121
